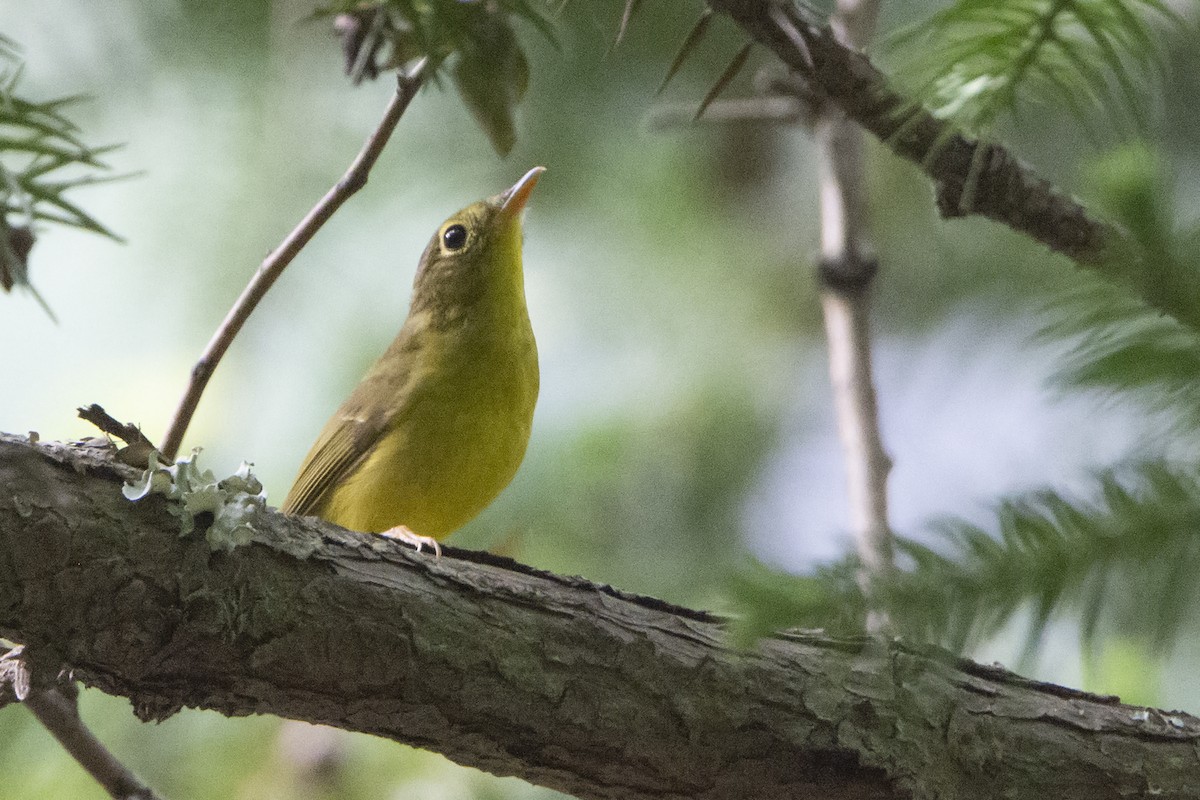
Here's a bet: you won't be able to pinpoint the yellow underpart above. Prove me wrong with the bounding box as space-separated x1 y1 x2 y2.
314 210 538 538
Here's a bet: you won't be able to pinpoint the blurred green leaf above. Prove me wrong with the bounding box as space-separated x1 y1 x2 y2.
1084 143 1174 255
725 558 860 647
499 383 779 605
452 16 530 156
0 40 121 315
1039 280 1200 427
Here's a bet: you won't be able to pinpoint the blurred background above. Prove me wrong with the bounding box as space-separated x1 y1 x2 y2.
2 0 1199 797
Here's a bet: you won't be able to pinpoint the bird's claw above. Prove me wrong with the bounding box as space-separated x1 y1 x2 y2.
381 525 442 559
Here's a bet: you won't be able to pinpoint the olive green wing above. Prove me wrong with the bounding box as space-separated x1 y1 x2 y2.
281 339 419 517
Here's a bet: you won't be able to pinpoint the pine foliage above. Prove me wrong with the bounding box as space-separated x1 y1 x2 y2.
894 0 1180 133
1040 145 1200 424
733 462 1200 657
0 36 120 309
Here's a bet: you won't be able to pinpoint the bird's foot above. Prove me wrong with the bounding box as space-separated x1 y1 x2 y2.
381 525 442 559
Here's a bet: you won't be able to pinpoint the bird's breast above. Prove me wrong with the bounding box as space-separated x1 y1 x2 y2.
332 315 538 537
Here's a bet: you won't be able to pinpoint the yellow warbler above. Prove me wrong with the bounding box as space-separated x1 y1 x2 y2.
282 167 543 555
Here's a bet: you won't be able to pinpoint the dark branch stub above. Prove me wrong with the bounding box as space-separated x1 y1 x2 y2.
77 404 155 450
818 252 879 294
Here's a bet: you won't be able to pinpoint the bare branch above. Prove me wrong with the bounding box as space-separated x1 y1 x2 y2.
815 0 892 629
2 433 1200 800
644 95 806 128
820 287 892 619
25 686 162 800
158 63 426 461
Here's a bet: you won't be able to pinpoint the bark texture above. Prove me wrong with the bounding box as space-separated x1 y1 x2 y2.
1 434 1199 800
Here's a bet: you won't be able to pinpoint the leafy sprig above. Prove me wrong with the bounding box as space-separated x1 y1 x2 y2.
316 0 557 155
899 462 1200 656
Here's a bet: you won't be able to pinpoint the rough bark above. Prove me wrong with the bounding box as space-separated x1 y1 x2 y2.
1 433 1198 800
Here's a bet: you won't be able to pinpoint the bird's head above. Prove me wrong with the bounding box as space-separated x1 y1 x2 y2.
411 167 544 322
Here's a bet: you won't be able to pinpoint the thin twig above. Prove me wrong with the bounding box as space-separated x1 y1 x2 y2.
645 95 806 129
158 63 427 461
820 289 892 623
25 686 163 800
815 0 893 631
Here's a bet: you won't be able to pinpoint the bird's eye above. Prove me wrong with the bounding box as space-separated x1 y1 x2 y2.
442 224 468 251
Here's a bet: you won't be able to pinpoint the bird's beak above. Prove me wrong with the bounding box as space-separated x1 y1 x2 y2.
499 166 546 219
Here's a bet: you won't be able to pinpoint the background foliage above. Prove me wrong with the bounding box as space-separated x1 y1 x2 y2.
1 0 1198 797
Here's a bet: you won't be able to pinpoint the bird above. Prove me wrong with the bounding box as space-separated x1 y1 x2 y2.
281 167 544 556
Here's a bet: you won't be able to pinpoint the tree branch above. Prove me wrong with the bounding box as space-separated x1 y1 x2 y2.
158 63 426 462
705 0 1123 269
815 0 893 631
2 434 1199 799
24 685 162 800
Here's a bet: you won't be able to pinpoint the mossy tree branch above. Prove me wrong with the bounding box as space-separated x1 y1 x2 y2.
1 434 1198 800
